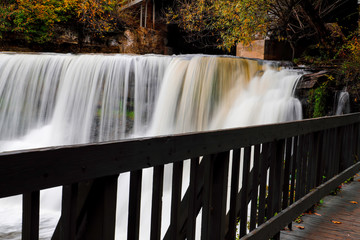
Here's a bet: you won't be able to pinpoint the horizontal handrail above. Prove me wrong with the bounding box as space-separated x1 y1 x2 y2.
1 113 360 198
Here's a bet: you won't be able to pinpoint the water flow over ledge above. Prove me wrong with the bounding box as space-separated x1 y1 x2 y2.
0 53 303 239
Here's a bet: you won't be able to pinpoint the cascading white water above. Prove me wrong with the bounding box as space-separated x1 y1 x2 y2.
335 88 350 115
0 53 302 239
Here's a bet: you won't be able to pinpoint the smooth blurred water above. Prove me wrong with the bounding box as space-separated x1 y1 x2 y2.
0 53 302 239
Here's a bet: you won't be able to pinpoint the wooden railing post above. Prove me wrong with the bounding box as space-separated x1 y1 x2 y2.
186 158 199 240
201 151 229 240
228 149 241 239
80 175 118 240
22 191 40 240
151 165 165 240
169 162 183 240
258 142 270 226
239 147 251 237
128 170 142 240
60 184 78 240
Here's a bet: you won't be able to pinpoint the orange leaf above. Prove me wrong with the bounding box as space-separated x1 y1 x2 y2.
331 220 342 224
357 179 360 182
314 213 321 216
350 201 358 204
295 225 305 229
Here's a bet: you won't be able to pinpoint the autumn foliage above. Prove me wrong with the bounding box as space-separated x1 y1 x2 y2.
0 0 136 44
166 0 271 51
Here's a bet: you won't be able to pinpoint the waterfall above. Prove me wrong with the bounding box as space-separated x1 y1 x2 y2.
0 53 302 239
334 88 350 115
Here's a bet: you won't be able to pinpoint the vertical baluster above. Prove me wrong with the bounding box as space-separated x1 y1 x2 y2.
201 155 212 240
80 175 118 240
61 184 78 240
333 127 342 175
304 133 312 194
309 132 320 190
151 165 165 240
250 145 261 231
295 135 304 201
103 175 118 240
356 123 360 162
258 143 270 226
353 123 360 163
324 129 332 180
288 136 298 230
319 130 329 184
267 141 276 220
239 147 251 237
186 158 199 240
228 149 241 240
22 191 40 240
170 162 183 240
347 124 355 169
267 140 284 240
201 152 229 240
300 135 308 198
282 138 292 210
128 170 142 240
350 124 356 166
328 128 337 178
289 136 298 204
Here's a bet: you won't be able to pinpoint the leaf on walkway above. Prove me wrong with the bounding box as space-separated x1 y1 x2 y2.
350 201 358 204
314 213 321 216
357 179 360 182
295 225 305 229
331 220 342 224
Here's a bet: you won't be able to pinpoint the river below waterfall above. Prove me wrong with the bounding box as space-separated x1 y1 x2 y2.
0 53 303 239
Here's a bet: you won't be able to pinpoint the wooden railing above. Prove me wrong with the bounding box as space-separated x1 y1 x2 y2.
121 0 155 29
1 113 360 240
121 0 143 10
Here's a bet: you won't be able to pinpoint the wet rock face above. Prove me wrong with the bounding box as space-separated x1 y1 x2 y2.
118 28 166 54
295 69 359 118
296 70 329 90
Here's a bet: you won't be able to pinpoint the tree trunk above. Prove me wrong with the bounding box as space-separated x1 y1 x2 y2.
298 0 330 47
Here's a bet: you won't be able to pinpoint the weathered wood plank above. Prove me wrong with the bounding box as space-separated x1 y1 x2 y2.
1 113 360 198
281 174 360 240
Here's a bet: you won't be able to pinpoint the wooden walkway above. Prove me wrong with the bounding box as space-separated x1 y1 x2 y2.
281 173 360 240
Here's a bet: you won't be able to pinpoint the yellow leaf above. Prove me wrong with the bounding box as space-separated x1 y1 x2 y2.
331 220 342 224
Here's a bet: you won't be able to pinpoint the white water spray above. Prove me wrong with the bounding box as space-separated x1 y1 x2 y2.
0 53 302 239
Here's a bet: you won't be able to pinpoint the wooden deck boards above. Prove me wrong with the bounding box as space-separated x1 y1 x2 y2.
281 173 360 240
